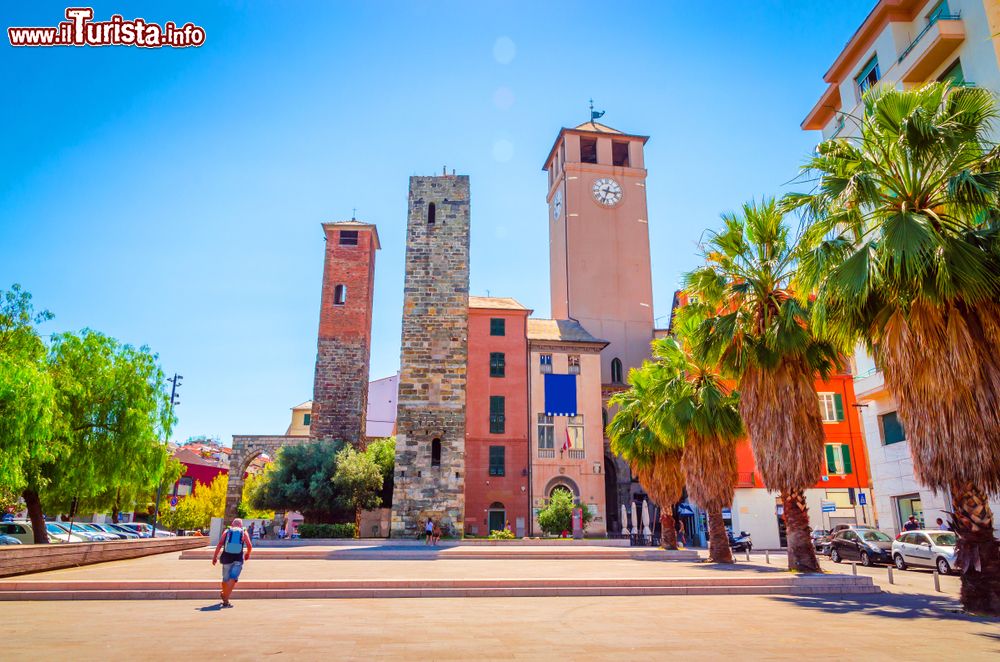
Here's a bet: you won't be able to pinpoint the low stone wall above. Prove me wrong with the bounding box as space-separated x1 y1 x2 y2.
0 537 209 578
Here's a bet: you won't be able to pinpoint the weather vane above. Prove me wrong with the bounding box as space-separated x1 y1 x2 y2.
589 98 605 122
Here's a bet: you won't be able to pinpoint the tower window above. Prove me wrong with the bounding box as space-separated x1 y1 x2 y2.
490 352 506 378
568 354 580 375
611 358 623 384
427 202 436 225
431 438 441 467
334 284 347 306
490 318 505 336
489 396 506 434
489 446 505 476
303 413 311 425
339 230 358 246
580 137 598 164
612 141 630 167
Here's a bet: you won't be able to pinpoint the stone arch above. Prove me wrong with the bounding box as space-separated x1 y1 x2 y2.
224 435 312 521
543 476 580 500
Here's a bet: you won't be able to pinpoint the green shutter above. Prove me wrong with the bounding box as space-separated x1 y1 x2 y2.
834 394 845 421
841 445 852 474
825 445 837 474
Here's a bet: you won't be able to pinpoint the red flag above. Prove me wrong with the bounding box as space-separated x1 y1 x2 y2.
562 427 572 452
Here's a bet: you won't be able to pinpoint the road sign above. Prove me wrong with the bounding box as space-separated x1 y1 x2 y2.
858 493 867 506
821 500 837 513
821 475 830 482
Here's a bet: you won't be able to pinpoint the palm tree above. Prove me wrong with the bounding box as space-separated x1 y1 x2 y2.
684 198 840 573
607 365 685 550
787 83 1000 613
645 323 743 563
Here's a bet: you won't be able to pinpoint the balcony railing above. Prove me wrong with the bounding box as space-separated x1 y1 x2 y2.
538 449 555 459
898 13 961 64
567 449 585 460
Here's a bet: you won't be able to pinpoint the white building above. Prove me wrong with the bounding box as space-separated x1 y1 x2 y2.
802 0 1000 536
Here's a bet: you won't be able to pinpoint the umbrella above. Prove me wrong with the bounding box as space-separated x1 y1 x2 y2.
641 500 652 536
620 505 629 535
630 502 639 535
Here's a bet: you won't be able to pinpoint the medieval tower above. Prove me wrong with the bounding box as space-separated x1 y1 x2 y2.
390 174 471 537
309 220 380 447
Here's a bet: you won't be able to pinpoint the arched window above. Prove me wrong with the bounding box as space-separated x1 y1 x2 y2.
611 358 623 384
431 438 441 467
427 202 436 225
333 284 346 306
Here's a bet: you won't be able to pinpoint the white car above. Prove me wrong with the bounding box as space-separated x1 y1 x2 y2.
892 529 958 575
44 522 90 543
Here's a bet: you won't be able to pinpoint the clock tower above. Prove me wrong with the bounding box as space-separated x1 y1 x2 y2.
543 121 655 385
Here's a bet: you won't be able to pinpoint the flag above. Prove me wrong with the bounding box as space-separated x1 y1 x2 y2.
562 427 572 453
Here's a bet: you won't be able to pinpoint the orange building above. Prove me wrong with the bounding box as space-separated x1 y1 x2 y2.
463 297 532 536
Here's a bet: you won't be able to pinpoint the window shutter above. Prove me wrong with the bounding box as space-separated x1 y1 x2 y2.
834 394 845 421
841 445 852 474
825 445 837 474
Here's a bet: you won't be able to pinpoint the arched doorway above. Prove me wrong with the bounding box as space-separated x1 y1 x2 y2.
487 502 506 533
225 434 311 520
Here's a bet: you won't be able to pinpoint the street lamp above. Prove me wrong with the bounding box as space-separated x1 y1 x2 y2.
151 373 182 538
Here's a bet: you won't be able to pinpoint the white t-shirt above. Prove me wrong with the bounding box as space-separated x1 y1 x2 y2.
425 521 434 532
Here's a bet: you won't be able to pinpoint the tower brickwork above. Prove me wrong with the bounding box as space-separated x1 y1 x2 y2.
309 221 379 448
390 175 471 537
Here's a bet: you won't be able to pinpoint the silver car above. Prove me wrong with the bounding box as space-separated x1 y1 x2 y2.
892 529 958 575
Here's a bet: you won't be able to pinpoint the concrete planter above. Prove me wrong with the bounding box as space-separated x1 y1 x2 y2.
0 537 209 577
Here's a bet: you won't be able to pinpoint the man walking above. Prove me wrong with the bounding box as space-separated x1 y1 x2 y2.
903 515 921 531
212 517 252 608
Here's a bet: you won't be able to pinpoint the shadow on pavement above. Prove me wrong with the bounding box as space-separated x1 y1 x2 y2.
197 603 224 612
772 592 997 623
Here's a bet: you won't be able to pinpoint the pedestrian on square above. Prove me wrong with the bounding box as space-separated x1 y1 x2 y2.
212 517 253 608
903 515 920 531
424 517 434 545
936 517 951 531
431 520 442 546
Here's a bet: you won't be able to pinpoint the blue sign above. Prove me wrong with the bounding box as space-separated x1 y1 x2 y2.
170 496 178 507
821 501 837 513
858 493 867 506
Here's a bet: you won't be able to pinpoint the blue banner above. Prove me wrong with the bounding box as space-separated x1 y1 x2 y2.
544 373 577 417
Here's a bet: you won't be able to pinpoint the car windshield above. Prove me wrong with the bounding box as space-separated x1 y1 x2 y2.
861 530 892 542
45 523 67 532
929 532 957 546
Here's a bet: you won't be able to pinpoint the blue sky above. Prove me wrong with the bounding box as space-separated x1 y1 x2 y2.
1 1 873 443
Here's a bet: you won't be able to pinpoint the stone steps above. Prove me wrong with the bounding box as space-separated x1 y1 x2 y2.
178 548 701 561
0 575 879 600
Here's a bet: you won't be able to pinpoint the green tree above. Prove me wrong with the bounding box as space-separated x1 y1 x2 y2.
607 364 685 549
536 487 593 536
0 285 56 498
160 473 227 531
684 198 839 573
645 320 744 563
331 445 384 536
238 467 276 520
365 437 396 507
247 441 349 523
787 83 1000 612
22 330 173 543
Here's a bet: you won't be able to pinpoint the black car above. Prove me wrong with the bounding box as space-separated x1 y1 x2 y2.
829 527 894 566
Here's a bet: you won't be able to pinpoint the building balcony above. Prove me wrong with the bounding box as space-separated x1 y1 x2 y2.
853 366 886 399
736 472 755 488
567 449 585 460
538 449 555 459
899 16 965 83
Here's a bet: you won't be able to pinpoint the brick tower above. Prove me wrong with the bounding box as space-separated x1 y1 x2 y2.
390 175 471 537
309 220 380 448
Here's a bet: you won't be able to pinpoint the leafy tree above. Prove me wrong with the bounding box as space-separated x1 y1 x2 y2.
607 364 685 549
238 468 275 520
247 441 349 523
0 285 56 497
160 473 227 531
331 445 384 536
684 198 839 573
536 488 593 536
787 83 1000 612
365 437 396 507
21 330 173 542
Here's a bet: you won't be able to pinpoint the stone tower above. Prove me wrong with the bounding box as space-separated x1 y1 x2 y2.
390 175 471 537
309 221 380 447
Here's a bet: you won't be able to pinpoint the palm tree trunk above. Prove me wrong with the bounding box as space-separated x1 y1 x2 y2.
660 508 677 550
706 506 733 563
952 483 1000 615
22 489 48 544
781 489 820 573
355 508 362 539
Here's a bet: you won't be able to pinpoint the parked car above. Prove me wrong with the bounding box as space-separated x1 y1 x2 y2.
63 523 118 542
810 529 830 553
0 534 21 545
118 522 176 538
892 530 958 575
44 522 90 543
88 523 138 540
0 521 38 545
98 523 141 539
829 527 894 566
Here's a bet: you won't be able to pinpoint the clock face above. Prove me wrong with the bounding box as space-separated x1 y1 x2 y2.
552 189 563 220
592 177 623 206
